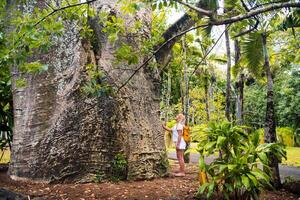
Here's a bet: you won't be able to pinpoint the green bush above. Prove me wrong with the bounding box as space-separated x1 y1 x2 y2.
277 127 294 147
111 153 128 181
293 128 300 147
194 121 286 200
255 127 295 147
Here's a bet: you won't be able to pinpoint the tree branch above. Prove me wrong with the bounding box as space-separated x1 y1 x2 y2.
117 23 210 93
234 19 259 37
33 0 97 27
212 2 300 25
251 0 288 10
190 26 228 77
117 2 300 91
173 0 213 17
15 0 99 46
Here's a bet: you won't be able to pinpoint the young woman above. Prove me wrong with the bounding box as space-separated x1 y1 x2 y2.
162 114 186 176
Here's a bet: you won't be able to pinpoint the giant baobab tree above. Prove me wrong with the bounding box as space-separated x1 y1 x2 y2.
5 0 300 183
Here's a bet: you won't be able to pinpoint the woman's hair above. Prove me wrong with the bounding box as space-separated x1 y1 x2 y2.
177 113 185 124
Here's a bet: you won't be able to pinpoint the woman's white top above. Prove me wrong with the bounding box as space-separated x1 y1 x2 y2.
172 123 186 150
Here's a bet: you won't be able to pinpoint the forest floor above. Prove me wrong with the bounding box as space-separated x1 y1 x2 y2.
0 160 300 200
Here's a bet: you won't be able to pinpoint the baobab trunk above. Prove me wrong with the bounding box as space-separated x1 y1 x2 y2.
262 33 281 189
9 0 167 182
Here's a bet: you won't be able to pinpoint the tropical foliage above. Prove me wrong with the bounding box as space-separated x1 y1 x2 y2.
193 122 286 199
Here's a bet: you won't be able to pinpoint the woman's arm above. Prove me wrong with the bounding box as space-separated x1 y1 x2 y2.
162 123 172 132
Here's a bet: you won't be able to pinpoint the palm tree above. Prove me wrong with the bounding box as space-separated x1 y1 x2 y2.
239 9 300 188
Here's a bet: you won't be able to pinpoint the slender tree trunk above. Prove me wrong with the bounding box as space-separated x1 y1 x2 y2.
182 37 190 163
262 33 281 189
236 73 244 125
234 40 244 125
180 75 185 114
204 83 210 122
225 26 231 121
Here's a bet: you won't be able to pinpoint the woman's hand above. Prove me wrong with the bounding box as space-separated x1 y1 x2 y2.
162 122 172 132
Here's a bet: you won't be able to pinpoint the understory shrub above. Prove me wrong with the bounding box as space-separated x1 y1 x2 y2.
193 121 286 200
111 153 128 181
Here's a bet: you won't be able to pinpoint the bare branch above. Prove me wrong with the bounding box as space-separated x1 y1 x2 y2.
234 19 259 37
33 0 97 27
251 0 288 10
212 2 300 25
190 26 228 77
116 23 210 93
117 2 300 91
15 0 98 46
173 0 213 17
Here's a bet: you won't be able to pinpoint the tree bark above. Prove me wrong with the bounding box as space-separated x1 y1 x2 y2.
204 83 210 122
262 33 281 189
9 0 167 182
182 37 190 124
182 37 190 163
225 26 231 121
234 40 244 125
166 67 172 122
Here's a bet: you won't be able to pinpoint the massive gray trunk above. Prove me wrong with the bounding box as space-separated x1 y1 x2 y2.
9 0 167 182
262 33 281 189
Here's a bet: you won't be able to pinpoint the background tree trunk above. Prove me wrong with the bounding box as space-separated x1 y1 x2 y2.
234 40 244 125
262 33 281 189
182 37 190 163
9 0 168 182
204 83 210 122
225 27 231 121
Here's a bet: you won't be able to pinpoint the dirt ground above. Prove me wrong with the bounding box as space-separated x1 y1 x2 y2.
0 161 299 200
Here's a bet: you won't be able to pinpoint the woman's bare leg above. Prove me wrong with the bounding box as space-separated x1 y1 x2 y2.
175 149 180 172
178 150 185 174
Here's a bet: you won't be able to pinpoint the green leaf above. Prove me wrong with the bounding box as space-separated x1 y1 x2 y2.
242 175 251 189
197 183 209 194
247 173 258 187
207 182 215 199
199 156 206 170
258 152 268 164
241 33 264 77
216 136 226 147
204 141 216 150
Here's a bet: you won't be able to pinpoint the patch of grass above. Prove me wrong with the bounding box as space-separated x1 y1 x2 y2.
282 147 300 167
0 149 10 164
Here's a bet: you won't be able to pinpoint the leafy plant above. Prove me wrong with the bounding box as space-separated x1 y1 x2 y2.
193 121 286 200
111 153 128 182
0 80 13 151
95 170 105 183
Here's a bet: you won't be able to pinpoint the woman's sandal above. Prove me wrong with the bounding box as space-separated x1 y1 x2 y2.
174 172 185 177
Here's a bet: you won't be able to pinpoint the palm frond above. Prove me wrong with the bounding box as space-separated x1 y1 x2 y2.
277 9 300 35
241 32 264 77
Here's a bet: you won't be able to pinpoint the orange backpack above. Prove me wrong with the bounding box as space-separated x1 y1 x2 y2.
183 126 191 143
